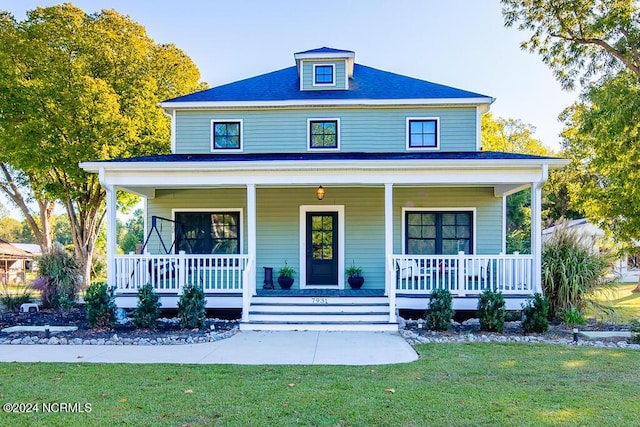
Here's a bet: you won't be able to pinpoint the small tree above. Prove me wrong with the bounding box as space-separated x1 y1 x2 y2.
84 282 116 328
32 243 80 310
133 283 161 329
522 293 549 333
178 284 206 329
478 288 506 332
425 288 454 331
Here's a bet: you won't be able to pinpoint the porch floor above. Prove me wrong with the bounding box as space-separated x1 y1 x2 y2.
255 289 385 297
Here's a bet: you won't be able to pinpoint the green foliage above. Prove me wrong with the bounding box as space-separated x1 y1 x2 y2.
84 282 116 328
522 293 550 333
278 263 295 279
0 282 33 311
133 284 161 329
542 220 617 320
118 209 145 254
177 284 206 329
631 321 640 344
345 263 363 277
561 306 587 327
425 288 454 331
477 289 506 332
502 0 640 90
33 243 80 310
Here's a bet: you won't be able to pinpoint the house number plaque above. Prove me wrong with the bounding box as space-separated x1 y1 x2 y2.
311 298 328 304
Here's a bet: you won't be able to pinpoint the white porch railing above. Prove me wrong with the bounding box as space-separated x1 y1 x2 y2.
114 253 250 293
391 252 535 296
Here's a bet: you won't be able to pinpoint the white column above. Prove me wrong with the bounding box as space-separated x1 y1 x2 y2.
247 184 256 264
531 182 543 293
104 182 117 287
384 183 396 322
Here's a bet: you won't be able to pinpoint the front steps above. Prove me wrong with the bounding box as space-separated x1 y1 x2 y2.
240 294 398 331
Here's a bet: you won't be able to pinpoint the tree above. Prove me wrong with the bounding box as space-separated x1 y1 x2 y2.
0 216 21 242
0 5 204 285
502 0 640 90
118 208 144 254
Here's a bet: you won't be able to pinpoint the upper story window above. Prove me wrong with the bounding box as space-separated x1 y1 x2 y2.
308 119 339 150
211 120 242 151
313 64 335 86
406 118 439 150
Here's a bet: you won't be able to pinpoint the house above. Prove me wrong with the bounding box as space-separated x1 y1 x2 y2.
0 239 34 285
80 47 567 330
543 218 640 283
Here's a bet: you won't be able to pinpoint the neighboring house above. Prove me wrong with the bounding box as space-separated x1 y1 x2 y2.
81 47 567 330
543 218 640 283
0 239 34 285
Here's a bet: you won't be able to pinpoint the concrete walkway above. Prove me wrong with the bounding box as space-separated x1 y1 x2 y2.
0 331 418 365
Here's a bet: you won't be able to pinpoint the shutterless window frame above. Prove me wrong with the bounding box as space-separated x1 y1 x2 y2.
210 120 243 152
313 64 336 86
172 209 243 255
402 208 476 255
406 117 440 150
307 118 340 151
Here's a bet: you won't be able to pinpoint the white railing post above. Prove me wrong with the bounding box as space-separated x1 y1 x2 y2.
177 251 187 291
387 255 397 323
457 251 466 296
241 257 254 323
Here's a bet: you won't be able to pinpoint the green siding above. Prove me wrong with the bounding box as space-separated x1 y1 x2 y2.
301 60 347 90
175 107 476 154
145 186 502 291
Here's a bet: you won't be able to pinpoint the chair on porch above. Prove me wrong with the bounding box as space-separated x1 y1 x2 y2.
465 258 492 292
396 258 440 291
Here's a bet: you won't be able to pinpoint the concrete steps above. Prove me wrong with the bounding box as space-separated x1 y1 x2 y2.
240 295 398 331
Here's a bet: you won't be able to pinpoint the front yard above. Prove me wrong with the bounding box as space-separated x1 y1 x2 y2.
1 343 639 426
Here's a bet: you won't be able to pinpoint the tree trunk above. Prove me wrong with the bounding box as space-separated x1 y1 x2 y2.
633 275 640 293
0 163 55 251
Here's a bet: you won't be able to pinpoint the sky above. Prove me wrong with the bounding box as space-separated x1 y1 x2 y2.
1 0 579 218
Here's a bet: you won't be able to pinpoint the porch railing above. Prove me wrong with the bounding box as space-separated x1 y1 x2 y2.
114 252 250 293
391 252 535 296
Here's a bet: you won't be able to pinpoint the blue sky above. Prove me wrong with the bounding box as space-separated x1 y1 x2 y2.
2 1 577 218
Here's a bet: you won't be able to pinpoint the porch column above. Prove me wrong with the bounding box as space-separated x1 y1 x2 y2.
101 169 117 287
242 184 257 323
384 183 396 323
531 181 543 293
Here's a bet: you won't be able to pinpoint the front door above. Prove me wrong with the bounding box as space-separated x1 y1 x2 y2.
306 212 338 286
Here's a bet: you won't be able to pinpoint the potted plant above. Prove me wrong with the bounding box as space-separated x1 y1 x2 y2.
277 263 295 290
346 263 364 289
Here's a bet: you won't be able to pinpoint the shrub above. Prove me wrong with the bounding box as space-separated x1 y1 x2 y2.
0 281 33 311
542 220 617 319
522 293 549 333
133 284 161 329
561 306 587 326
178 284 206 329
84 282 116 328
33 243 81 310
631 321 640 344
478 288 506 332
425 288 454 331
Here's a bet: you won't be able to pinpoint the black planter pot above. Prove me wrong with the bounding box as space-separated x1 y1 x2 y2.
347 275 365 289
278 276 294 290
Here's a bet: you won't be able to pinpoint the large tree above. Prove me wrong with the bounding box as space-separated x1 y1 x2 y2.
0 5 204 285
502 0 640 89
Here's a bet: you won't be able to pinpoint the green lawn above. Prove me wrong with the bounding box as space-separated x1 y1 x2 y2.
592 283 640 322
1 343 639 426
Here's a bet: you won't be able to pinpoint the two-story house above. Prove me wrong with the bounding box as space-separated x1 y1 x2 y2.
81 47 566 331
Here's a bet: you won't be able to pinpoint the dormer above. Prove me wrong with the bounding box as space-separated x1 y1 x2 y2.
294 47 355 91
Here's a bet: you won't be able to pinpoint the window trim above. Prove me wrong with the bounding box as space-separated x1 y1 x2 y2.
172 208 244 255
210 119 243 152
401 207 476 255
406 117 440 151
307 118 341 151
313 64 336 87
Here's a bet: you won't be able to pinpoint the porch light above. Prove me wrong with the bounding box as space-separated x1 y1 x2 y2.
316 185 325 200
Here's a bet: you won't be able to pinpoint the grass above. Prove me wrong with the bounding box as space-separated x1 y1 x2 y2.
591 283 640 322
1 344 639 426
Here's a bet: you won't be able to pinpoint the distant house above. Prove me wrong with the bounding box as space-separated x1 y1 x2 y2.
0 239 34 285
81 47 567 330
543 218 640 283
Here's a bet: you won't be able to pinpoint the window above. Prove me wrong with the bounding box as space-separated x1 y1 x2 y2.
308 119 339 149
314 64 334 85
211 120 242 151
405 211 472 255
407 118 439 149
175 211 240 255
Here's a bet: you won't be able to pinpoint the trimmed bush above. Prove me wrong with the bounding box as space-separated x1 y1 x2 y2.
631 321 640 344
478 288 506 332
33 243 80 310
425 288 454 331
178 284 206 329
522 293 549 333
133 283 161 329
84 282 116 328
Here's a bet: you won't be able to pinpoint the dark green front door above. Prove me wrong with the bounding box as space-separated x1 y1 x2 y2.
306 212 338 285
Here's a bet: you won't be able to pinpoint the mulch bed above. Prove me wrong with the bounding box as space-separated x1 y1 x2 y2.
0 306 237 342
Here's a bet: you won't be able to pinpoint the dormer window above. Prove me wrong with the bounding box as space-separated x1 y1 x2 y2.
313 64 335 86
